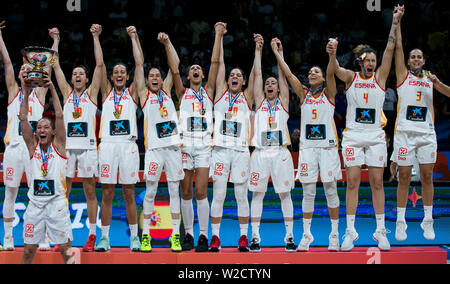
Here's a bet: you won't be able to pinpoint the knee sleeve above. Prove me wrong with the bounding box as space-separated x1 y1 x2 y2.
168 181 180 214
143 181 158 215
323 181 340 209
3 187 19 219
279 192 293 218
234 183 249 217
302 183 317 213
211 180 227 218
250 191 265 219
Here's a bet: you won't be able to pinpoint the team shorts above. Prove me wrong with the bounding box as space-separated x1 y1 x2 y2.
3 142 30 188
66 149 98 178
144 146 185 182
98 141 140 185
342 129 387 168
181 145 211 170
209 146 250 184
248 147 295 194
23 197 73 245
296 147 342 183
393 130 437 166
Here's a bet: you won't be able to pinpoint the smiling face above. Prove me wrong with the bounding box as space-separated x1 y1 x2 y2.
360 52 377 77
111 64 129 90
187 64 204 85
227 68 246 94
264 77 279 100
408 49 425 72
36 118 55 147
147 68 163 93
308 67 325 89
18 64 32 81
71 67 89 91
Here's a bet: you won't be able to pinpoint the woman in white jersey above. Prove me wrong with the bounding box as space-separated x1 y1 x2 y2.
0 21 54 251
272 37 342 252
95 26 141 252
164 23 224 252
393 9 450 242
48 24 103 252
329 5 404 251
128 27 184 253
248 35 296 253
19 74 75 264
209 23 255 252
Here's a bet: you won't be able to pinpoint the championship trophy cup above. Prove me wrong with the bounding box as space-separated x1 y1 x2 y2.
22 46 58 87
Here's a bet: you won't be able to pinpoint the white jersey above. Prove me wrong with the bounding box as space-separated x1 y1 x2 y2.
179 87 213 146
345 73 387 131
251 98 290 149
395 71 435 134
213 90 251 151
300 90 339 149
99 88 138 143
63 90 98 150
4 89 44 146
142 89 181 150
28 143 68 208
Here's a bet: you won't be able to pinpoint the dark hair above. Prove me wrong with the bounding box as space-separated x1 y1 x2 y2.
227 67 247 82
353 44 377 59
38 117 55 130
72 65 90 76
112 62 128 74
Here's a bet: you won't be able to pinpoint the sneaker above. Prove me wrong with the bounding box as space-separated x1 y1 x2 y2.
420 219 435 241
82 234 96 252
285 237 296 252
140 233 152 252
328 233 340 252
195 234 209 252
209 235 221 252
169 234 182 252
238 235 249 252
297 233 314 252
3 235 14 251
95 236 111 252
395 221 408 241
249 237 261 253
52 245 60 252
130 235 141 252
341 229 358 252
181 233 194 251
373 229 391 251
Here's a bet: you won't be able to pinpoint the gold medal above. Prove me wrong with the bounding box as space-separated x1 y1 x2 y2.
159 107 166 118
200 108 206 115
72 111 81 119
42 169 48 177
113 111 121 119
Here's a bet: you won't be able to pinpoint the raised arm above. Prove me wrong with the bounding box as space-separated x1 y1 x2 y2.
127 26 147 106
394 6 408 84
44 76 66 155
376 5 405 89
271 38 289 108
48 27 72 103
205 22 226 101
326 38 338 104
215 31 227 103
88 24 104 103
91 24 110 103
0 21 20 102
429 74 450 98
18 78 36 156
249 34 265 108
159 32 184 101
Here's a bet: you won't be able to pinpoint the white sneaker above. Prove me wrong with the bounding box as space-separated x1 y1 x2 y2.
373 229 391 251
395 221 408 241
297 233 314 252
328 233 340 251
420 219 435 241
3 235 14 251
341 229 358 251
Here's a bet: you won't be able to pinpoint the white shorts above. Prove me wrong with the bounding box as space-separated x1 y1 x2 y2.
181 145 211 170
144 146 185 182
393 130 437 166
342 129 387 168
248 147 295 194
98 141 140 184
296 147 342 183
66 149 98 178
3 142 30 188
23 197 73 245
210 146 250 184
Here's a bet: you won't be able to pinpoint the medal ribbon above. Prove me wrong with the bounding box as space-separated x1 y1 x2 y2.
190 87 204 111
267 98 279 125
73 88 87 113
113 88 127 113
40 145 52 174
308 85 324 94
228 91 242 112
156 90 165 109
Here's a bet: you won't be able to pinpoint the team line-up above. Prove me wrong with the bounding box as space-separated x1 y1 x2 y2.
1 5 450 264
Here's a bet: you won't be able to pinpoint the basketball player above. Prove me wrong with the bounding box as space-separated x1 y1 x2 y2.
0 21 55 251
328 5 405 251
248 35 296 253
272 37 342 251
95 26 140 252
393 5 450 242
48 24 103 252
164 22 224 252
19 74 74 264
209 23 255 252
